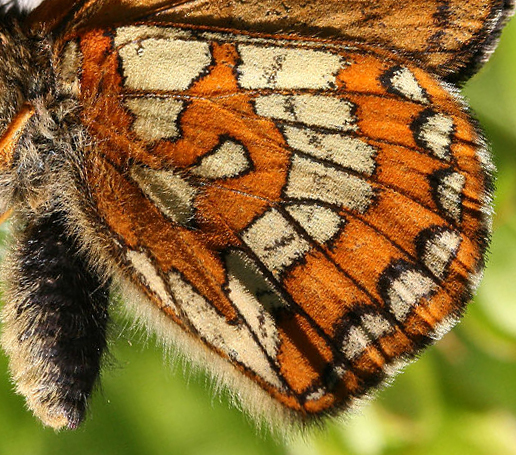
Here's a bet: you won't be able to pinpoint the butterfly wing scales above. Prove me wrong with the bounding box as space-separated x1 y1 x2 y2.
30 0 514 82
147 0 514 82
63 23 491 425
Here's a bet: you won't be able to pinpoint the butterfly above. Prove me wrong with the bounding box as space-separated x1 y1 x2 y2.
0 0 513 432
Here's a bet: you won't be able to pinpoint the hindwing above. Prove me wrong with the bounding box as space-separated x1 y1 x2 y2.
58 23 492 423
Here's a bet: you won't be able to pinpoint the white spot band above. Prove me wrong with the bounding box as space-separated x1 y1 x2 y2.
238 44 344 90
254 94 357 132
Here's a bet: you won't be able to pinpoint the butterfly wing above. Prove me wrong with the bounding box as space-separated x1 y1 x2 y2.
58 23 491 426
145 0 515 82
28 0 515 82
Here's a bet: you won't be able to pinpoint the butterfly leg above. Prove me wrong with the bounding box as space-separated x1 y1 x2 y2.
0 209 110 429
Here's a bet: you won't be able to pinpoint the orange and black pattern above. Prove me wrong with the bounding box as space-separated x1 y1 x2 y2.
0 0 512 431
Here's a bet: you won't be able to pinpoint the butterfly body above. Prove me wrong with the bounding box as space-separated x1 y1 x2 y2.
0 0 512 431
0 20 111 429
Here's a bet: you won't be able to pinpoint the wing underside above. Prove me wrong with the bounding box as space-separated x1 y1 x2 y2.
30 0 515 81
54 23 493 425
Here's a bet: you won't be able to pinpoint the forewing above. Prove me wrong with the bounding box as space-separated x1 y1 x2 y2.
29 0 514 82
64 24 491 425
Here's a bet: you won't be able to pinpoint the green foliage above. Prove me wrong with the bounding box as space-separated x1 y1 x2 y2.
1 19 516 455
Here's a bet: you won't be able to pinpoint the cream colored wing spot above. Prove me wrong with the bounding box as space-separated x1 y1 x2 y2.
224 251 287 358
341 326 370 360
242 208 311 277
130 165 197 225
168 271 285 389
285 155 374 213
285 203 344 244
237 44 345 90
254 94 357 132
360 312 393 339
437 171 465 222
127 250 179 314
117 33 211 91
381 66 429 104
331 364 347 380
305 388 326 402
282 125 376 175
420 228 461 279
412 110 455 161
381 265 436 321
191 139 252 179
124 98 184 142
431 169 465 221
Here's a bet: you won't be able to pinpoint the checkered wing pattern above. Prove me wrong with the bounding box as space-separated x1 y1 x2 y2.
65 24 491 423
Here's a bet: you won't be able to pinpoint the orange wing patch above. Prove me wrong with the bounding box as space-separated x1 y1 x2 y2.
66 24 491 424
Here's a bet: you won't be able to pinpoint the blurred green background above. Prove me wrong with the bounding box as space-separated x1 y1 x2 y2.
1 16 516 455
